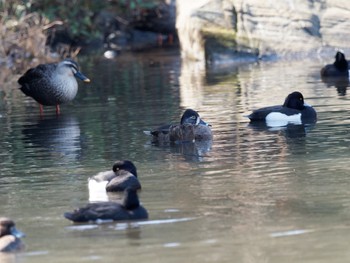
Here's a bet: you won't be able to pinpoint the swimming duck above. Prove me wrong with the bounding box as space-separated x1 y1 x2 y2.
64 188 148 222
247 91 317 125
0 218 25 252
321 51 349 78
88 160 141 202
144 109 212 143
18 59 90 115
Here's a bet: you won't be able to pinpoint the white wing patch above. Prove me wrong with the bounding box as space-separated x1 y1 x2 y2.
266 112 302 127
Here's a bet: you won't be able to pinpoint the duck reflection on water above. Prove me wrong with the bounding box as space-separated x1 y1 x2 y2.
248 121 316 139
321 75 350 96
146 139 212 162
21 115 82 160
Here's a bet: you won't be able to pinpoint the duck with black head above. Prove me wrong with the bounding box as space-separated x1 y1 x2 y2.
321 51 350 95
88 160 141 202
144 109 213 143
64 188 148 223
0 218 25 252
321 51 349 78
247 91 317 126
18 59 90 115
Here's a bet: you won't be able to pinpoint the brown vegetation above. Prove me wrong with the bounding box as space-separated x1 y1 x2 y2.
0 8 82 90
0 12 81 71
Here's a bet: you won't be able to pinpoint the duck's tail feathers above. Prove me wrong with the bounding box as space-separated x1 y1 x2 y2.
143 130 152 136
64 212 74 221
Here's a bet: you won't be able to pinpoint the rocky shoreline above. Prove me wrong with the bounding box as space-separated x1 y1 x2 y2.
176 0 350 65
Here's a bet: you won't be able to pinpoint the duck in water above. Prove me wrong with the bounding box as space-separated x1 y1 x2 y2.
18 59 90 115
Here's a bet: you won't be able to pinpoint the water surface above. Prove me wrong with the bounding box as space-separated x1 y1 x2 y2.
1 49 350 262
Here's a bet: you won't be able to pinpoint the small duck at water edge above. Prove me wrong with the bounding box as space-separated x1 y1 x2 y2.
247 91 317 127
0 218 25 252
18 59 90 115
144 109 213 143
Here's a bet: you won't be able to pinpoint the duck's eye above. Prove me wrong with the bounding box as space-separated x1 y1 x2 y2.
190 116 196 119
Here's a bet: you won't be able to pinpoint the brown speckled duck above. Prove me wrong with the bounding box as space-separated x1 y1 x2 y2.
144 109 213 143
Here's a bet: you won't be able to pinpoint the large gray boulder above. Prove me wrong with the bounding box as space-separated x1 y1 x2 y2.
176 0 350 63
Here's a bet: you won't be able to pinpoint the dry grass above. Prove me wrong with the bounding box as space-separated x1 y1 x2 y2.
0 10 81 87
0 12 50 70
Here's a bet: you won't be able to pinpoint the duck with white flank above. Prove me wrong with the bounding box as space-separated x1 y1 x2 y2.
247 91 317 126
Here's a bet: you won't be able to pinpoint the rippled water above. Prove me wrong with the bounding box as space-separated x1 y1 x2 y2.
1 49 350 262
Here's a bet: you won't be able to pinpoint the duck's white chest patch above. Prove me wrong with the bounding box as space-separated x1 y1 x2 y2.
266 112 301 127
88 179 109 202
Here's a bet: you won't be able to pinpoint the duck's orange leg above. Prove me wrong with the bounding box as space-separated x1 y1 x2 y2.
168 34 174 45
157 34 163 47
56 105 60 115
39 104 44 116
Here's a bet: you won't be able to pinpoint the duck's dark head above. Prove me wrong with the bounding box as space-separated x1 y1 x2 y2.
112 160 138 177
0 218 25 238
333 51 348 71
61 59 90 83
283 91 305 110
180 109 210 126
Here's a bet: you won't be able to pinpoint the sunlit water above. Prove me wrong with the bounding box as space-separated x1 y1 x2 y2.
1 49 350 262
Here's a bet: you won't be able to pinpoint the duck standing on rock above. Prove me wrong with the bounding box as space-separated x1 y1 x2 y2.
18 59 90 115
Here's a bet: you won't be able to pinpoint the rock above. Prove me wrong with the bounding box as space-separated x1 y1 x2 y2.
176 0 350 63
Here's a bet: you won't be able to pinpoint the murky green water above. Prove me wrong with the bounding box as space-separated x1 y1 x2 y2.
1 49 350 262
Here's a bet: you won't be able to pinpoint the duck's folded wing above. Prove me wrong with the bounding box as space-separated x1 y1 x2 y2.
18 64 55 96
248 105 283 121
64 202 126 222
18 64 53 85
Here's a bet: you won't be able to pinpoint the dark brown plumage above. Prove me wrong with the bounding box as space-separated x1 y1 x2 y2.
144 109 212 143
